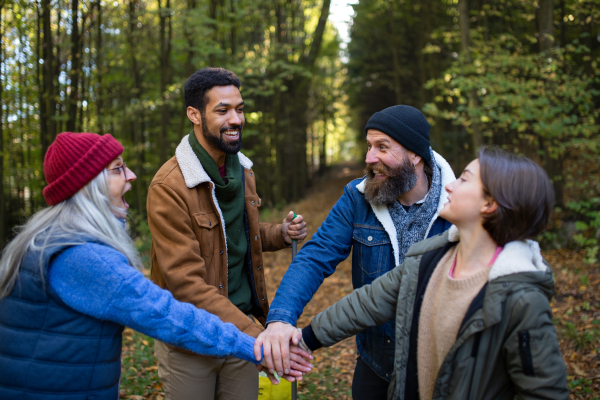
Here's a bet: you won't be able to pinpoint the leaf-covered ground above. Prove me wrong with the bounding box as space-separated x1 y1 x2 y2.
120 162 599 399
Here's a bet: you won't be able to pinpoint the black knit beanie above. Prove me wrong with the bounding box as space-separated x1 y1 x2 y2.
365 105 431 165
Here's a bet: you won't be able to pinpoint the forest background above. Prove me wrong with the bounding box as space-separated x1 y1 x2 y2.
0 0 599 397
1 0 600 254
1 0 600 253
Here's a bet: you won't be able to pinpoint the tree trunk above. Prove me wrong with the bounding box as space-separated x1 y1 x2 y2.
18 24 26 211
389 2 402 104
96 0 104 133
127 0 145 215
54 1 63 135
78 33 87 132
281 0 330 201
319 118 327 175
229 0 235 59
183 0 197 76
538 0 563 206
41 0 55 161
538 0 554 52
458 0 482 153
0 4 5 246
417 0 434 107
209 0 218 65
158 0 171 164
67 0 80 131
304 0 331 67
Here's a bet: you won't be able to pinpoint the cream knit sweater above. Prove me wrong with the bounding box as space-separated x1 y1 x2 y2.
417 245 492 400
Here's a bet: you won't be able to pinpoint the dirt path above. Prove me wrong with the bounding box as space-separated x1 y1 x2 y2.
261 162 363 399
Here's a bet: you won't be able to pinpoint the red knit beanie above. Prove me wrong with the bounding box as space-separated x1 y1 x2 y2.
42 132 124 205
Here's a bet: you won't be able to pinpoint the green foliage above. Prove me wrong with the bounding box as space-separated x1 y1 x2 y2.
562 320 600 350
568 198 600 263
568 377 598 399
424 34 600 156
0 0 348 245
120 330 161 396
298 364 352 399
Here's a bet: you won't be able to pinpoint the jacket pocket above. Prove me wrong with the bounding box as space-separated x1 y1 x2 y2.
518 330 535 377
193 212 221 259
352 226 392 285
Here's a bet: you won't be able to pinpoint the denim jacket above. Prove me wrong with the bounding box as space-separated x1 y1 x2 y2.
267 151 455 380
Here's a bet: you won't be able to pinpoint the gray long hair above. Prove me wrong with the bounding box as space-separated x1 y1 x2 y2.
0 169 142 301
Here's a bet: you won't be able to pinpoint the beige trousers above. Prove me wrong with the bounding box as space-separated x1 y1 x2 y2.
155 340 259 400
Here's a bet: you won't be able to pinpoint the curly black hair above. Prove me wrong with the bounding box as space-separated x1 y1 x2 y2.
184 67 241 113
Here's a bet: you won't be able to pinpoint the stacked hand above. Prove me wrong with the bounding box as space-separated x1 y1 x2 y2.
255 322 312 385
256 343 313 385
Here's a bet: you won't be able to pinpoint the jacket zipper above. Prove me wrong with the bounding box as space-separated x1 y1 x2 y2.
433 317 485 399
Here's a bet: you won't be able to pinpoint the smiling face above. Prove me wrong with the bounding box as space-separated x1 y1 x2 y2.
440 159 492 227
365 130 413 174
200 85 245 155
106 156 136 217
363 130 418 205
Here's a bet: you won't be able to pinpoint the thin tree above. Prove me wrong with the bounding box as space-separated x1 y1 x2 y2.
41 0 55 160
537 0 563 206
389 1 402 104
158 0 172 164
208 0 217 65
0 2 5 247
95 0 103 133
127 0 145 215
67 0 81 131
458 0 482 153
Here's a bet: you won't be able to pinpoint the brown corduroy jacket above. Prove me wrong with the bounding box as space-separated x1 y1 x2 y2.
147 135 287 354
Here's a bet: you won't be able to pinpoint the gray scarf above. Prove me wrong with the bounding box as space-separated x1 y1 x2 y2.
388 148 442 265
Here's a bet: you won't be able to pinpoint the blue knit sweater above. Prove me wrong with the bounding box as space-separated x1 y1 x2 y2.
48 242 258 363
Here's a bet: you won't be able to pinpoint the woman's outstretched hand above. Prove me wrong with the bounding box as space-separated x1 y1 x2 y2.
257 343 314 385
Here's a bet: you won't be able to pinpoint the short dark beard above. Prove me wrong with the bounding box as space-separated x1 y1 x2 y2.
201 110 243 154
363 158 418 206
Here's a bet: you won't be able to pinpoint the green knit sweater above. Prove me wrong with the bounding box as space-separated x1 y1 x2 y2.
189 133 252 313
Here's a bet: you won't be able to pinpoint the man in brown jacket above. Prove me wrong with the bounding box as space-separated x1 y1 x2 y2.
147 67 307 400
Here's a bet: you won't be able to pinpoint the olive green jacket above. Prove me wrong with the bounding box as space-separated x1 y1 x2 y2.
309 226 569 400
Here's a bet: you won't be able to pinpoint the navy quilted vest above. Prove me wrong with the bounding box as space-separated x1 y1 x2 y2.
0 240 124 399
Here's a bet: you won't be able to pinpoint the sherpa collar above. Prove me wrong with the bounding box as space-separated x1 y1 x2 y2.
355 150 455 265
446 225 548 281
174 134 253 271
175 134 253 189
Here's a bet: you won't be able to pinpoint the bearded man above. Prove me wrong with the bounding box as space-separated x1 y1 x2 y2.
254 105 455 399
147 68 310 400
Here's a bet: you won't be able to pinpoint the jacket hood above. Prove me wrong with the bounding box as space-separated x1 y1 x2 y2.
447 226 551 283
446 225 555 301
406 225 555 331
354 149 455 265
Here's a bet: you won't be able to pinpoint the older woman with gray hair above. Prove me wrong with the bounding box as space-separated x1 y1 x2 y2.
0 132 311 400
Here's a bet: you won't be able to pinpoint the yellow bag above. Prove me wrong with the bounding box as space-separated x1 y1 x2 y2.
258 371 292 400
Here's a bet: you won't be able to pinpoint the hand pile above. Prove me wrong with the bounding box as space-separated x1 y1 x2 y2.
254 322 314 385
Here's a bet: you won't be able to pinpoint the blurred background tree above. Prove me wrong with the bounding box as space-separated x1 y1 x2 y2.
0 0 599 258
0 0 355 242
346 0 599 259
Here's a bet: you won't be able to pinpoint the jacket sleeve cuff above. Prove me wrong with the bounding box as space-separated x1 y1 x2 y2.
233 333 261 365
266 309 297 326
271 223 288 249
302 325 323 352
260 223 288 251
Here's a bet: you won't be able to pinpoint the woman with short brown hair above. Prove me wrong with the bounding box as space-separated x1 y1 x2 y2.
298 147 568 400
